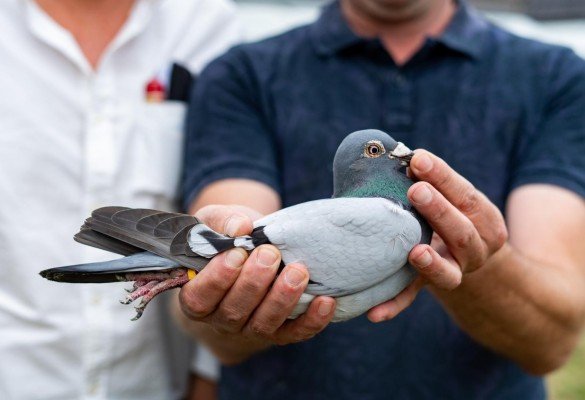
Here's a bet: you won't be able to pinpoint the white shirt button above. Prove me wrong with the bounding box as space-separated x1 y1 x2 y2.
91 294 102 306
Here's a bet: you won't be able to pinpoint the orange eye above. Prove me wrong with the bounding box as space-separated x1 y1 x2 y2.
364 141 385 158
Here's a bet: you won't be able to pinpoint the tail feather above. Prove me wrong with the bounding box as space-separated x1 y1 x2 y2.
40 252 181 283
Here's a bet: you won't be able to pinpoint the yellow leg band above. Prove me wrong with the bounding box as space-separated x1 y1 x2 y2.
187 269 197 280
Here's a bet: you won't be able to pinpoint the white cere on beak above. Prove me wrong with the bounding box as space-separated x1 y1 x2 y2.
389 142 413 166
391 142 411 157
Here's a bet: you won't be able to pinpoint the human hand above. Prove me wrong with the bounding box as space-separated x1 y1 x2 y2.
368 150 508 322
178 204 336 346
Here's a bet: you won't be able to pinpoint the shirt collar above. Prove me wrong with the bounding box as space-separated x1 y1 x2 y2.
311 0 488 60
436 1 488 59
310 1 363 56
23 0 162 74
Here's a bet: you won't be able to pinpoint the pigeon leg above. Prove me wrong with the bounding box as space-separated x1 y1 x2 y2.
125 279 150 293
131 272 191 321
121 271 175 293
120 280 158 304
114 268 193 320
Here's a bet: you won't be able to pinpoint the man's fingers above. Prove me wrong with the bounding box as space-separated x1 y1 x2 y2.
410 151 480 213
271 297 336 345
409 150 507 251
408 182 488 271
211 245 281 334
409 244 462 290
179 248 247 319
195 204 256 237
367 277 424 322
244 263 309 338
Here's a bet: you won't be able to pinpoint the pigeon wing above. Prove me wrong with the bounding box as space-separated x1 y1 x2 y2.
74 223 144 256
79 207 208 271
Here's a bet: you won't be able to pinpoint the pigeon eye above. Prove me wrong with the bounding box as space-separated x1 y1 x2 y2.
364 141 385 158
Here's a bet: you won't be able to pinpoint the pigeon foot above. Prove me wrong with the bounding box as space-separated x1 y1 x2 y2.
118 268 192 320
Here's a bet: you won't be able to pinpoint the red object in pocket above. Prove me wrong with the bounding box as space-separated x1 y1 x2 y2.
145 77 166 102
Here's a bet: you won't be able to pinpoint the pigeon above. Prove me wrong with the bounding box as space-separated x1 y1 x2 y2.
40 129 432 322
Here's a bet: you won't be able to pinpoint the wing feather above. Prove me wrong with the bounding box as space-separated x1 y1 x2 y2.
78 207 207 271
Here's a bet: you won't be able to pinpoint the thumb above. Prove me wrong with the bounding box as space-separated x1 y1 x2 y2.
194 204 260 237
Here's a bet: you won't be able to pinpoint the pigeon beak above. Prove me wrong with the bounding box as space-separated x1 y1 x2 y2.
389 142 414 166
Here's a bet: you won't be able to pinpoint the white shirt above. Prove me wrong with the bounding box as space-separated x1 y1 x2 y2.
0 0 239 398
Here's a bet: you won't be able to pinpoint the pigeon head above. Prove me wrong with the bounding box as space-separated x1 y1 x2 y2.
333 129 415 207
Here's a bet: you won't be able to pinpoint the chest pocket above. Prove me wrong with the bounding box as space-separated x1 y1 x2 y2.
128 101 186 210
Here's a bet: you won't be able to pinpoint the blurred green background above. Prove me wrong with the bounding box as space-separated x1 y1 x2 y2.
548 333 585 400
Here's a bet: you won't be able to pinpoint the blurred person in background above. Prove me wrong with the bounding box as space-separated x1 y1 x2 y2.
0 0 239 398
175 0 585 399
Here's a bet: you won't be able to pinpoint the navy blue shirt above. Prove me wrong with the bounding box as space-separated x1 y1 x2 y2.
184 2 585 399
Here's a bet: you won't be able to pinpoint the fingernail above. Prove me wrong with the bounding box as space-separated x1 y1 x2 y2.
284 267 306 288
225 249 246 268
414 153 432 173
225 215 246 237
411 185 433 205
318 301 333 317
415 250 432 268
257 247 279 267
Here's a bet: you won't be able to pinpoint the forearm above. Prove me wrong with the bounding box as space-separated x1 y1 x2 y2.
434 242 585 374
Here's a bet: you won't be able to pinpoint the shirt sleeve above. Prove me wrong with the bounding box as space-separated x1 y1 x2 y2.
509 48 585 198
191 344 221 381
182 48 281 210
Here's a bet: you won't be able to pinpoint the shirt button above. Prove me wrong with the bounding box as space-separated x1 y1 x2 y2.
87 381 99 395
90 114 105 125
91 294 102 306
97 91 112 103
393 73 407 87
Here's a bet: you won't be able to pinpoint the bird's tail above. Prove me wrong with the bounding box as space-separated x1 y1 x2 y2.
40 252 183 283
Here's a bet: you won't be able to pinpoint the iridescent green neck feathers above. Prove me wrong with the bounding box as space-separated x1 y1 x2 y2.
335 171 412 206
